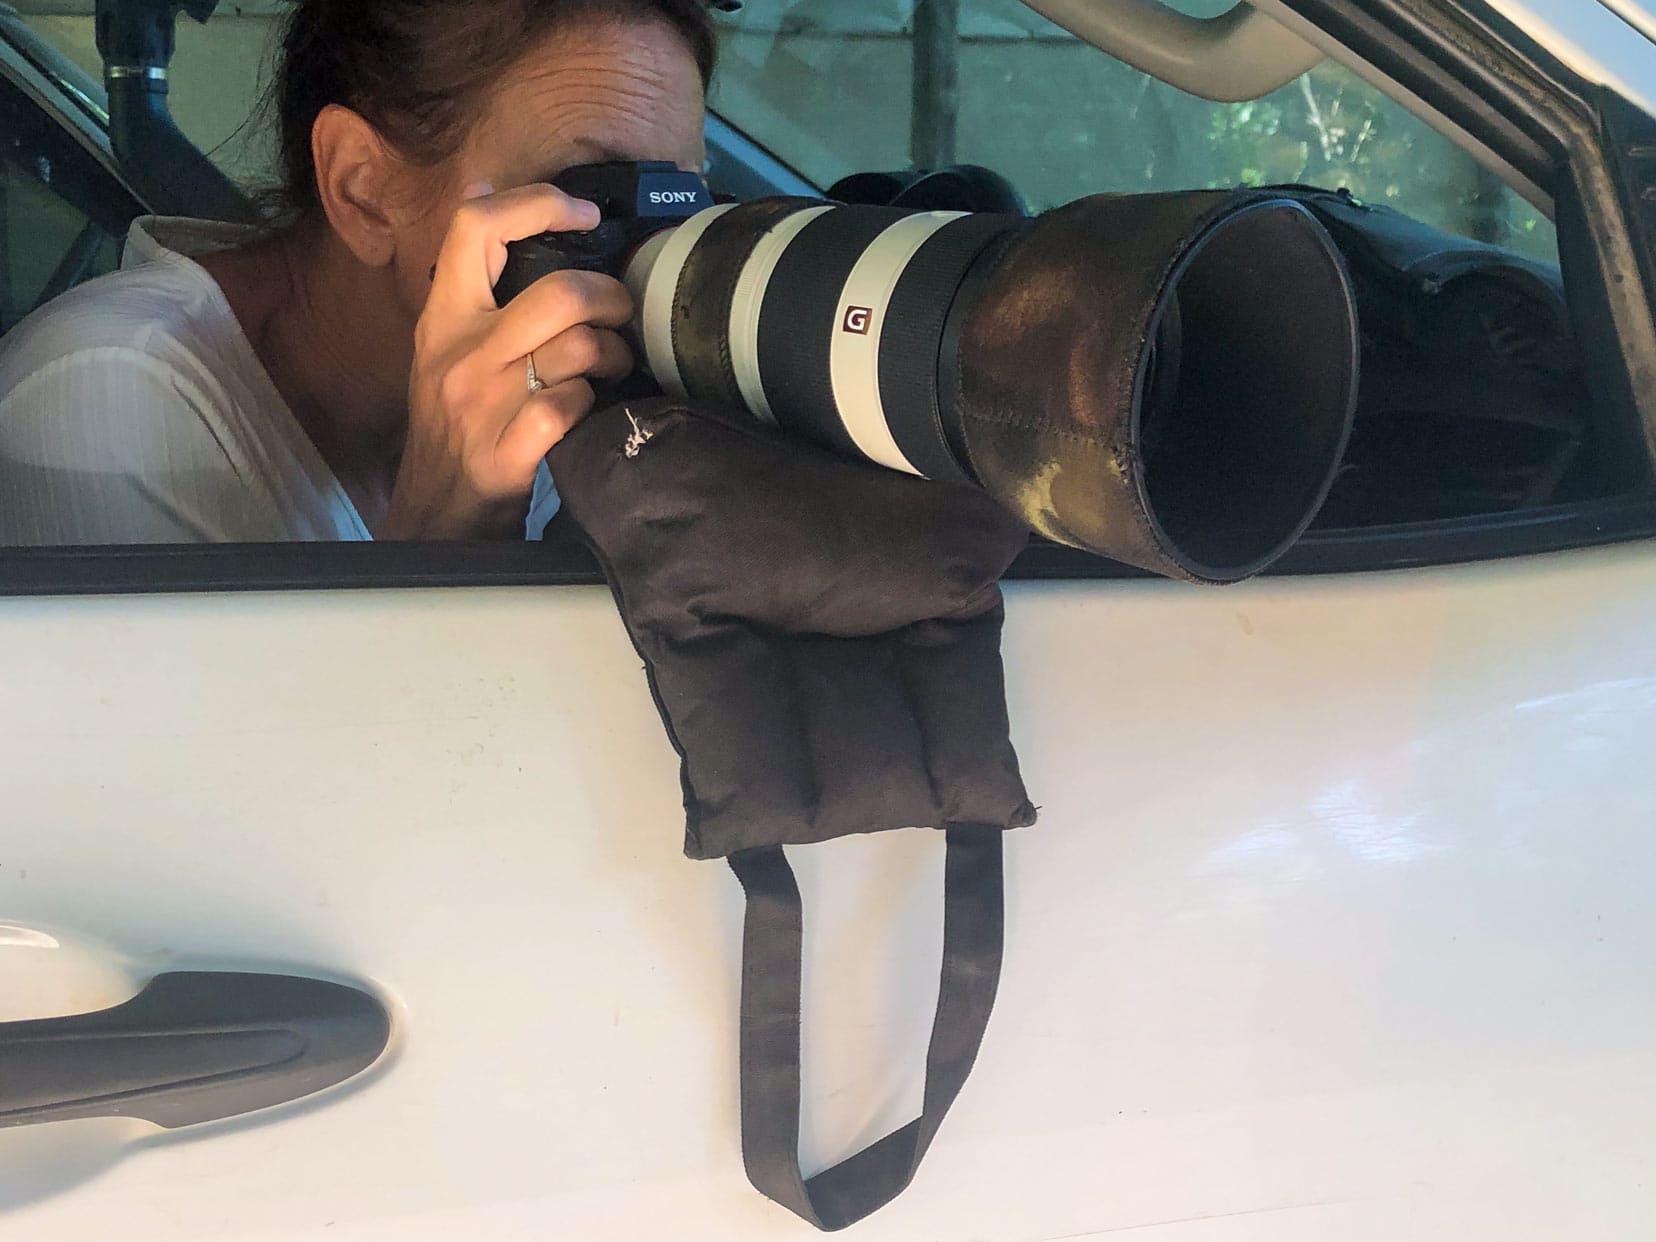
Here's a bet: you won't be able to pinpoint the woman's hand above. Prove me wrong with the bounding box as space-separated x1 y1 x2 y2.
382 184 636 539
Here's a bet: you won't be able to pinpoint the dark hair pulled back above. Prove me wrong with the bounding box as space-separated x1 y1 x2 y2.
273 0 718 220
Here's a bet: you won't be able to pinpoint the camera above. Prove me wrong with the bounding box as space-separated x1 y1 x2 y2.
494 161 714 299
497 161 1360 584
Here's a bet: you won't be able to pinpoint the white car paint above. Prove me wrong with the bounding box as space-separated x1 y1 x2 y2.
5 544 1656 1241
4 3 1656 1241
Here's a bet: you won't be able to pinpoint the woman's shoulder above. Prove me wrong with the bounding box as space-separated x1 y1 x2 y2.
0 247 245 390
0 222 363 545
0 222 269 481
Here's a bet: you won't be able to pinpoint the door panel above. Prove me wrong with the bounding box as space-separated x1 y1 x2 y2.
2 548 1655 1240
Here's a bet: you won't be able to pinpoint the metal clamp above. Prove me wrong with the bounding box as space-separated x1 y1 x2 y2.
105 65 170 83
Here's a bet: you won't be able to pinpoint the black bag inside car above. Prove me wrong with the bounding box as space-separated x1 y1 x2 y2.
1265 185 1591 522
547 397 1037 1231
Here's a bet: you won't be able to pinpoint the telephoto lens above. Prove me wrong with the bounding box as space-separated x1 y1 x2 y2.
500 164 1360 583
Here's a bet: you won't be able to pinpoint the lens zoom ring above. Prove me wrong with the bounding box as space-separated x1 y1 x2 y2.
877 214 1020 485
756 206 907 460
671 198 824 410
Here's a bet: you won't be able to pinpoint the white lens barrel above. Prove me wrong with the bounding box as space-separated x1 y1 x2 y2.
827 212 965 475
728 205 831 424
624 202 737 400
631 201 1018 485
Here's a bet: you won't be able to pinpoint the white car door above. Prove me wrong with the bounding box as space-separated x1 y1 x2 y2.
4 2 1656 1240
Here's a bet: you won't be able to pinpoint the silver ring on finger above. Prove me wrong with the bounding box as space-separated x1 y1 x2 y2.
526 354 547 394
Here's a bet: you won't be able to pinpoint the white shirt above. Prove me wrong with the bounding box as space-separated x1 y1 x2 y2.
0 217 372 545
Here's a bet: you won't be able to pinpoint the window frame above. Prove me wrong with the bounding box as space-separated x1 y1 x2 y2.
0 0 1654 598
1278 0 1656 467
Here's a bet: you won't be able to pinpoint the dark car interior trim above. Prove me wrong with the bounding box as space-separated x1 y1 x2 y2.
5 491 1656 598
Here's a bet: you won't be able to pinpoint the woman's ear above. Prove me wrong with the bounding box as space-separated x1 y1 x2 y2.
311 104 402 267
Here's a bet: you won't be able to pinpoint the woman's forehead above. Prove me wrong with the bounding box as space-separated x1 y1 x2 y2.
471 18 707 179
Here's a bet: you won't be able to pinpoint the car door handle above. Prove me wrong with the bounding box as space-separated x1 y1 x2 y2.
0 972 391 1130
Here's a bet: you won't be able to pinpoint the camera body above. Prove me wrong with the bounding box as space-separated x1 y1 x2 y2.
494 161 715 303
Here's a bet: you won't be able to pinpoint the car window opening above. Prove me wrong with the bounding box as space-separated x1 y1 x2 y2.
0 0 1639 560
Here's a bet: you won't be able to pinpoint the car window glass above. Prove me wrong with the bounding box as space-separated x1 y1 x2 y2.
709 0 1559 262
14 0 1560 263
18 7 278 188
0 65 130 331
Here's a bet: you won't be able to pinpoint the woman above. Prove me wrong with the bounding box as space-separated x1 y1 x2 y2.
0 0 715 543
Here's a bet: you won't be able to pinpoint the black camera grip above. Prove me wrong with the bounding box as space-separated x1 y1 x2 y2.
494 223 631 307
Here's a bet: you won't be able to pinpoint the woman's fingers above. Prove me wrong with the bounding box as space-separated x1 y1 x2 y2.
392 186 640 539
496 377 595 472
427 184 601 318
530 326 635 389
486 269 635 367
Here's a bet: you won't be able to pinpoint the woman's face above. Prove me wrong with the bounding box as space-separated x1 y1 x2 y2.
386 16 708 314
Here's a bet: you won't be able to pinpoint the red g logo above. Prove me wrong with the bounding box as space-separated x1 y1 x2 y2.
842 305 874 335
